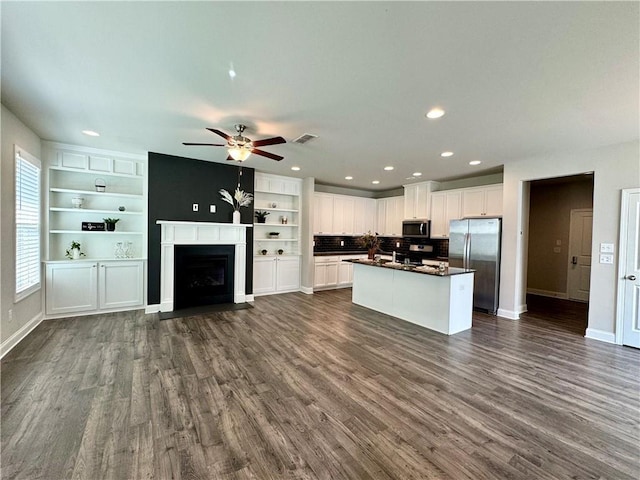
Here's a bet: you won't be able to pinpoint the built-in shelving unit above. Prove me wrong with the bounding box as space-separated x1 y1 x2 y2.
42 142 148 318
253 173 302 296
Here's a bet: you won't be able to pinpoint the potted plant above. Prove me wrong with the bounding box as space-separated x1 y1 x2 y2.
358 231 380 260
254 210 270 223
220 188 253 224
65 241 86 260
103 218 120 231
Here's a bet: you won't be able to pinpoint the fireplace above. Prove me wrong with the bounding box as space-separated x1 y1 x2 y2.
154 221 250 313
174 245 235 309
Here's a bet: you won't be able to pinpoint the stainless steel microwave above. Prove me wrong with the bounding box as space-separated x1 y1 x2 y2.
402 219 431 238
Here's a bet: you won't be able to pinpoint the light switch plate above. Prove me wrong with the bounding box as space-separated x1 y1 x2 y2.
599 253 614 264
556 239 562 246
192 203 199 212
209 205 216 213
553 247 561 253
600 243 614 253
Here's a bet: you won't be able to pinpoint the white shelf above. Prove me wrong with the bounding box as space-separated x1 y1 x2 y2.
44 257 146 264
258 238 298 242
50 230 143 235
50 207 142 215
50 187 142 198
257 207 299 213
49 166 143 179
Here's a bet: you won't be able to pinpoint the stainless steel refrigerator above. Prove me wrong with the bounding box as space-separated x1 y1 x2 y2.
449 218 501 314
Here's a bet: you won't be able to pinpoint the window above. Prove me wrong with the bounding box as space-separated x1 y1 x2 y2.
15 146 41 300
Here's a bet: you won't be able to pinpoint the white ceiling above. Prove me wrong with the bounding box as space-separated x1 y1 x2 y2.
2 1 638 191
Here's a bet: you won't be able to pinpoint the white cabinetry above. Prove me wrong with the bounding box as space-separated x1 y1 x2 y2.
376 196 404 236
461 184 503 217
45 260 144 317
403 181 439 219
313 193 375 235
253 256 300 296
314 254 366 290
430 191 462 238
253 173 302 295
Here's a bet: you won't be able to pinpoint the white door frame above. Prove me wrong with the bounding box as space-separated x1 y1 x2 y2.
567 208 593 302
615 188 640 345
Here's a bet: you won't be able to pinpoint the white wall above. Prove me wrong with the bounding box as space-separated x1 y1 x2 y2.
499 140 640 341
1 105 44 350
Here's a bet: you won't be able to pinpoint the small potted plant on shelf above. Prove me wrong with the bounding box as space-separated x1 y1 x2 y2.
254 210 270 223
103 218 120 231
358 231 380 260
65 241 86 260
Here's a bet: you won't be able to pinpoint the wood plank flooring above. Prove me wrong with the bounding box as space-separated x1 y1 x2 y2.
2 290 639 479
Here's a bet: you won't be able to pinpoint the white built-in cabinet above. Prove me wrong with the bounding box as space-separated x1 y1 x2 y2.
376 196 404 236
253 173 302 295
313 193 376 235
314 254 367 290
461 184 503 217
430 191 462 238
45 260 144 316
43 142 147 318
403 181 440 219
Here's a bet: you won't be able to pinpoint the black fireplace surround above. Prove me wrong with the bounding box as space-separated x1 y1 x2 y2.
174 245 235 310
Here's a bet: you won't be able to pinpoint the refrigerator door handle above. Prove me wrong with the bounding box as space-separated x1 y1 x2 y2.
464 233 471 269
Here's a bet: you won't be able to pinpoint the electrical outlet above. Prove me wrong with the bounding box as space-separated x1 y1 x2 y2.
553 247 561 253
192 203 199 212
556 239 562 246
599 254 614 264
600 243 614 253
8 309 13 323
396 242 401 248
340 240 344 247
209 205 216 213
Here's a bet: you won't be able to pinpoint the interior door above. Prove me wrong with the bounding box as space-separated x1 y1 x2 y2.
567 209 593 301
621 190 640 347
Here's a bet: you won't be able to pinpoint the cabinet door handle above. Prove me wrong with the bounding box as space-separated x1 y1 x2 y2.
626 275 637 281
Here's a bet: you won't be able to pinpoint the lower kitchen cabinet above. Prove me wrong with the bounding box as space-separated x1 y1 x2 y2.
314 254 367 290
253 256 300 296
45 260 145 316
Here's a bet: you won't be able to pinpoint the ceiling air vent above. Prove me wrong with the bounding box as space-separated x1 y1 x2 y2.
292 133 318 144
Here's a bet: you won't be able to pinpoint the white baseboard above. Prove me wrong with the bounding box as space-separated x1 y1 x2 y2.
527 288 568 299
145 304 160 314
585 328 616 344
497 308 520 320
245 294 255 302
300 286 314 295
1 311 44 359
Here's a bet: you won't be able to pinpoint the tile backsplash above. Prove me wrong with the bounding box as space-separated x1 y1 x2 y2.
314 235 448 259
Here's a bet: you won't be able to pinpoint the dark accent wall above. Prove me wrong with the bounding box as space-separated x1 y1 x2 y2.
147 152 254 305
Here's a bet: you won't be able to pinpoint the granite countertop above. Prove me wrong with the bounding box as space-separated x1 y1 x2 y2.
349 259 474 277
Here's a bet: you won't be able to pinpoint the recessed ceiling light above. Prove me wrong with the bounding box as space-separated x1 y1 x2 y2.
469 160 482 166
82 130 100 137
345 176 353 180
412 172 422 176
426 108 445 119
291 166 300 171
441 151 454 157
372 180 380 185
384 166 394 171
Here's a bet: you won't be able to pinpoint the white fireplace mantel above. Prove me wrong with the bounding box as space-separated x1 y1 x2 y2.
154 221 252 312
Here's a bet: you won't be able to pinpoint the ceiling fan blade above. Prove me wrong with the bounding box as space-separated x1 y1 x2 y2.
206 128 231 141
182 142 226 146
252 136 286 147
252 148 283 161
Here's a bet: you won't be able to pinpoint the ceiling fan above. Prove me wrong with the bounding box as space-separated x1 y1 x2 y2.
183 124 286 162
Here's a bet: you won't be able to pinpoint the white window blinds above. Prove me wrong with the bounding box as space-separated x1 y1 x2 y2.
15 147 41 299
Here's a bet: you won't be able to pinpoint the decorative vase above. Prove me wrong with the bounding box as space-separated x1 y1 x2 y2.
106 222 116 231
71 196 84 209
233 210 241 224
72 248 81 260
368 248 376 260
257 218 266 223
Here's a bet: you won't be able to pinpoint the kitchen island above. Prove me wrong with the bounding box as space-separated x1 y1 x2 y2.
351 260 475 335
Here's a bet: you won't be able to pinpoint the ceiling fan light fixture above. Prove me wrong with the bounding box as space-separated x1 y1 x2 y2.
228 145 252 162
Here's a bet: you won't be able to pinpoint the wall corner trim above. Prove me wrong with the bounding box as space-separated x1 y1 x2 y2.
145 304 161 314
585 328 616 344
497 308 520 320
1 312 44 359
300 286 314 295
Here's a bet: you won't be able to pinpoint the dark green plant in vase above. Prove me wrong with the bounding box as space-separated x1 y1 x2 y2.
357 231 380 259
103 218 120 231
254 210 270 223
65 241 86 260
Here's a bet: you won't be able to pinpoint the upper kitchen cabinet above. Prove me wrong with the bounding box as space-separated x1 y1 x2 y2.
313 192 375 235
430 190 462 238
376 196 404 236
404 181 440 219
461 184 503 217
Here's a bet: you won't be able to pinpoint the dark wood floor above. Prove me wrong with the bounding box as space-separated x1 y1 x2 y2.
2 290 639 479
